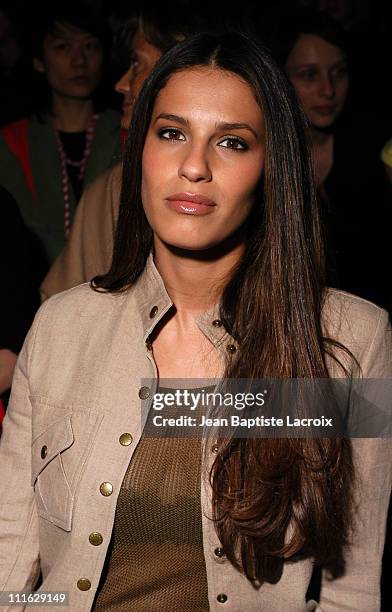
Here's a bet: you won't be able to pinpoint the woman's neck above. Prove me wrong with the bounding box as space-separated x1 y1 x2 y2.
310 126 332 147
51 94 94 132
153 238 244 317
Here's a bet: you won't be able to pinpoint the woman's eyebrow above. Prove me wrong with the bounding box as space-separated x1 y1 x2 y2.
155 113 190 126
154 114 258 138
216 122 258 138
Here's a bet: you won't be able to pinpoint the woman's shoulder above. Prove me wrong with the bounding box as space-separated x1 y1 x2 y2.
41 282 124 315
322 288 391 375
36 283 132 337
323 286 386 319
24 283 140 363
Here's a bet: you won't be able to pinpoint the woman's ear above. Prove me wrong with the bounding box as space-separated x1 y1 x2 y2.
33 57 45 74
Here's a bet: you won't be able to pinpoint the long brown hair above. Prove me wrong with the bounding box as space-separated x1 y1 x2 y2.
93 33 353 585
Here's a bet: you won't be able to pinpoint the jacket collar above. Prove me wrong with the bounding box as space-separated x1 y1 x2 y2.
133 254 237 356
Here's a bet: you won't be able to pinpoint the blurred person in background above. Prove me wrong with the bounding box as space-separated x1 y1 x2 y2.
313 0 390 118
0 1 120 268
40 3 220 299
264 8 392 313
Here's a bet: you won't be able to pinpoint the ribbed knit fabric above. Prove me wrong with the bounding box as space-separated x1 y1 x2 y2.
93 426 209 611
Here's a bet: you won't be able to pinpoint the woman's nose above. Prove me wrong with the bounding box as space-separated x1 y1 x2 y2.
319 74 335 98
115 69 132 94
71 45 86 67
178 145 212 183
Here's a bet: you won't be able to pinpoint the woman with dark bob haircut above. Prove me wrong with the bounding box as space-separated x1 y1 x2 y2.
0 32 391 611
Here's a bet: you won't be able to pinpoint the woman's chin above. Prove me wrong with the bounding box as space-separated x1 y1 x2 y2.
311 116 336 131
155 229 247 259
161 239 221 253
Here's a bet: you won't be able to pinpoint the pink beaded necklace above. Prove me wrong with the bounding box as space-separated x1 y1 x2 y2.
56 113 99 238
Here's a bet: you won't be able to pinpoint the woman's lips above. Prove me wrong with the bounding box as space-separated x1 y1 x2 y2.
122 98 134 116
71 75 89 83
166 193 216 215
312 105 336 115
121 103 131 117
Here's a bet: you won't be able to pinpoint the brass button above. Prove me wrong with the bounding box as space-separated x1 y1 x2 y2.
77 578 91 591
149 306 158 318
89 532 103 546
138 386 150 400
212 319 223 327
217 593 228 603
214 547 225 558
211 444 219 454
119 432 133 446
226 344 237 354
40 445 48 459
99 482 113 496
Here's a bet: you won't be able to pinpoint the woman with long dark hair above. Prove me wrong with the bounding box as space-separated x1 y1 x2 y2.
0 33 390 611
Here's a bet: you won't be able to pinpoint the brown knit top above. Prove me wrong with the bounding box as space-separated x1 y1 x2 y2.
92 418 210 611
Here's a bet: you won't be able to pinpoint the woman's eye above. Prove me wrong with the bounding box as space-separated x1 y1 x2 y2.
54 41 68 51
299 69 318 82
85 39 101 51
218 137 248 151
158 129 185 141
332 65 348 79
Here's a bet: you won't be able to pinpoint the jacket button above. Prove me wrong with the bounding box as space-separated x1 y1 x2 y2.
40 445 48 459
212 319 223 327
89 532 103 546
99 482 113 496
138 386 150 400
119 433 133 446
149 306 158 318
77 578 91 591
226 344 237 354
211 444 219 454
214 547 225 558
217 593 228 603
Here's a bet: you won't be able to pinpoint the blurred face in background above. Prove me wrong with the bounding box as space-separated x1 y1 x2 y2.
33 22 103 100
286 33 348 130
115 29 162 130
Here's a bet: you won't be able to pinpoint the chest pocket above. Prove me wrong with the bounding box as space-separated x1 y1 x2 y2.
31 409 102 531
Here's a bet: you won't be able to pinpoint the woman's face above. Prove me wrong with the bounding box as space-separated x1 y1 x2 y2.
34 22 103 100
286 33 348 129
141 67 265 252
115 30 162 130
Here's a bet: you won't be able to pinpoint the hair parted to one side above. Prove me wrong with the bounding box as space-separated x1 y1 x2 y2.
93 32 354 585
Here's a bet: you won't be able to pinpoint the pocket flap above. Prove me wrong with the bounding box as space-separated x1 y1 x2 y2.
31 415 73 486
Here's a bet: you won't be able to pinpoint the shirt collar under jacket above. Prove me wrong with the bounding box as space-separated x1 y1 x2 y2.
133 253 238 357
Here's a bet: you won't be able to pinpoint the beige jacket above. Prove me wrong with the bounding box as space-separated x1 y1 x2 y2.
40 164 122 301
1 258 391 611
